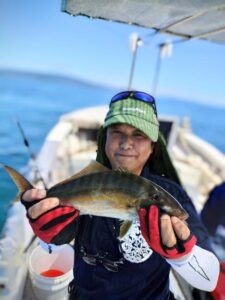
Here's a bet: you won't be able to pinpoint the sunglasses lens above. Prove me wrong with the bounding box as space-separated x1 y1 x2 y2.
103 262 119 272
134 92 154 103
82 255 97 266
111 91 130 103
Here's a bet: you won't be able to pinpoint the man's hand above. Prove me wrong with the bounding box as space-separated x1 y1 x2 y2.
139 205 197 259
21 189 79 245
22 189 59 217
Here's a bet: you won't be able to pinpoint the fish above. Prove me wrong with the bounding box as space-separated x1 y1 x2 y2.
1 160 188 238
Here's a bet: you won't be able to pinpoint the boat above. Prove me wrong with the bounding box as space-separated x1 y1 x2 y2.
1 105 224 299
1 1 225 299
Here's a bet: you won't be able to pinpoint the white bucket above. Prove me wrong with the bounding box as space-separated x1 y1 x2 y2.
29 244 74 300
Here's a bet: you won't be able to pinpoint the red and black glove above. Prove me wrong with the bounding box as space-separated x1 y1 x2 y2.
139 205 197 259
211 262 225 299
21 196 79 245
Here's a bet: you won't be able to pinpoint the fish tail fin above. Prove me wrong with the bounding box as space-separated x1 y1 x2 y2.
1 164 33 193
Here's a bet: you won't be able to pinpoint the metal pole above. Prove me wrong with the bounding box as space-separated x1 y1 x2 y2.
152 42 173 96
128 38 139 91
151 44 162 97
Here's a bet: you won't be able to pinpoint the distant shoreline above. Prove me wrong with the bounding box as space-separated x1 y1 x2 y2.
0 68 121 91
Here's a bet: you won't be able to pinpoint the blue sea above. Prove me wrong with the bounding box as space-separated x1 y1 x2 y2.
0 70 225 231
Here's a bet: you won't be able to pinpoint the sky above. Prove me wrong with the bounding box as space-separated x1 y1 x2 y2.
1 0 225 106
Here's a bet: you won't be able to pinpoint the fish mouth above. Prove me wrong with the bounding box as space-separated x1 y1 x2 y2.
179 212 189 221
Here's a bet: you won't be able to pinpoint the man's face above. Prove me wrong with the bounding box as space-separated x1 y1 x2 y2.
105 124 154 175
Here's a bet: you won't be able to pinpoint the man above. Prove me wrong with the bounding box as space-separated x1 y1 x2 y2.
22 91 219 299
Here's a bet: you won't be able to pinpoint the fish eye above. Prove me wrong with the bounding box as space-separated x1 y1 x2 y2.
152 193 160 201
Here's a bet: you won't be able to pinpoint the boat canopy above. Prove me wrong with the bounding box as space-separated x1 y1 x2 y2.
62 0 225 44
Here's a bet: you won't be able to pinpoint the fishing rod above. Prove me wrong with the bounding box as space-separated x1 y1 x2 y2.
15 117 49 253
15 118 48 189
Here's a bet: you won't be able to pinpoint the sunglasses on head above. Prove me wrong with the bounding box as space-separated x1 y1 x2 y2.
110 91 157 116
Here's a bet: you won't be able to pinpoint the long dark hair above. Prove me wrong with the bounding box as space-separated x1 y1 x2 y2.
96 126 182 186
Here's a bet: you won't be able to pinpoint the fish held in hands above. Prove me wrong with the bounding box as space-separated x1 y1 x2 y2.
1 161 188 238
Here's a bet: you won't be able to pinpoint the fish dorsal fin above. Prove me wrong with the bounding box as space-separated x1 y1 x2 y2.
119 220 133 239
115 167 129 174
51 160 110 188
70 160 110 178
1 163 33 193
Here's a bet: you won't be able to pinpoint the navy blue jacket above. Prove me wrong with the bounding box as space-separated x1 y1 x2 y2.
72 168 211 300
201 182 225 235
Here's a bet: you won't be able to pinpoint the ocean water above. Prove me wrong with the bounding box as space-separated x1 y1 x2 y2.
0 71 225 231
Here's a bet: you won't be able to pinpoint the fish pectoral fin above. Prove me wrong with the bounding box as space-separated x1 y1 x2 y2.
1 163 33 193
119 220 133 239
51 160 110 188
